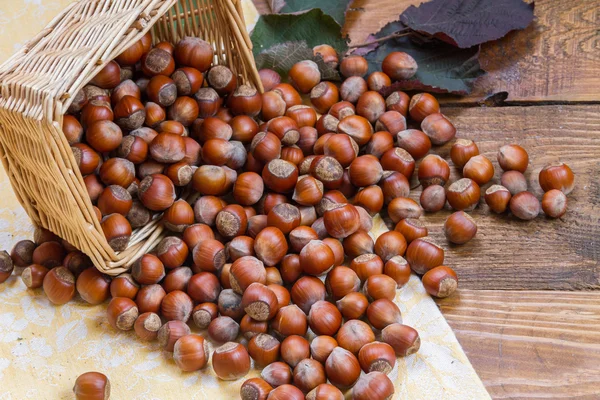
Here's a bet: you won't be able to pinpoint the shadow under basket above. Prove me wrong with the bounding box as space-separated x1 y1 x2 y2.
0 0 261 275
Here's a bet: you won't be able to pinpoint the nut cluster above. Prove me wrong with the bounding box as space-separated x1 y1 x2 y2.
0 36 576 400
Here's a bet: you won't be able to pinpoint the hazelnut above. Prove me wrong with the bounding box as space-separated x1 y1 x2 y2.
539 162 575 194
280 335 310 368
363 274 397 302
293 358 327 393
509 191 540 220
107 297 138 330
291 276 326 314
405 237 444 274
501 171 528 195
136 284 166 314
271 304 307 338
356 91 386 123
463 155 495 185
421 113 456 145
325 346 361 388
446 178 480 211
336 319 375 355
380 148 415 179
343 230 374 259
484 185 512 213
340 76 368 103
267 384 304 400
396 129 431 160
384 256 411 287
420 184 446 212
352 372 395 400
248 333 281 367
310 336 338 364
450 139 479 168
336 292 369 320
73 371 111 400
388 197 422 222
422 266 458 298
76 267 111 305
208 316 240 343
409 93 440 122
161 290 193 322
381 323 420 356
306 384 344 400
358 341 397 373
134 312 162 341
382 51 417 80
242 283 279 321
418 154 450 187
386 91 410 116
542 189 568 218
289 60 321 93
240 378 274 400
174 37 214 72
158 320 191 351
498 144 529 172
174 334 209 371
367 71 392 91
261 361 293 388
444 211 477 244
394 218 428 244
340 55 368 78
325 266 361 301
308 300 342 336
212 342 251 380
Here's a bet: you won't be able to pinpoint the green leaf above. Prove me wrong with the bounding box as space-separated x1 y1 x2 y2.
270 0 353 26
255 41 341 81
251 9 348 58
365 35 485 95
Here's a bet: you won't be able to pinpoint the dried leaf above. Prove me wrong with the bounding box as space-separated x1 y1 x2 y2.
400 0 535 48
365 35 485 95
352 34 379 56
270 0 354 26
251 9 348 57
313 54 342 81
255 41 341 81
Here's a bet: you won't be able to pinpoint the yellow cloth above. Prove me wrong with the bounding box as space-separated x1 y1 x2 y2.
0 1 490 399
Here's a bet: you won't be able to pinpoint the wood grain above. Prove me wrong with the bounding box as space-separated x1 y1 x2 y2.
439 290 600 399
253 0 600 103
395 105 600 290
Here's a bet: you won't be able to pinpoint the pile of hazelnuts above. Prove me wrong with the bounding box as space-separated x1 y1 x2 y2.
0 32 576 400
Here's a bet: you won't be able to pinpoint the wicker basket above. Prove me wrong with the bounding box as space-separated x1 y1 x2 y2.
0 0 262 275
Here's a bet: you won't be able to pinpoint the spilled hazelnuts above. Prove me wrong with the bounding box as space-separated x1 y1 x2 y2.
2 29 578 399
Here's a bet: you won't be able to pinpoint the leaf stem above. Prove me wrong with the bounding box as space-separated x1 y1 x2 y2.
349 29 412 49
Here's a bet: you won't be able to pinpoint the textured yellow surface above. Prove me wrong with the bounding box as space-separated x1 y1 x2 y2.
0 1 490 399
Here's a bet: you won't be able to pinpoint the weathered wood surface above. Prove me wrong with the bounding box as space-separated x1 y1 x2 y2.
403 105 600 291
438 290 600 399
253 0 600 103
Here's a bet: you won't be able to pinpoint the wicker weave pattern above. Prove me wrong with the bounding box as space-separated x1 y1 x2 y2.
0 0 261 274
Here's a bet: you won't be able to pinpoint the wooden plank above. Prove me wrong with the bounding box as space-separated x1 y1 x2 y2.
439 290 600 399
398 105 600 290
253 0 600 103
